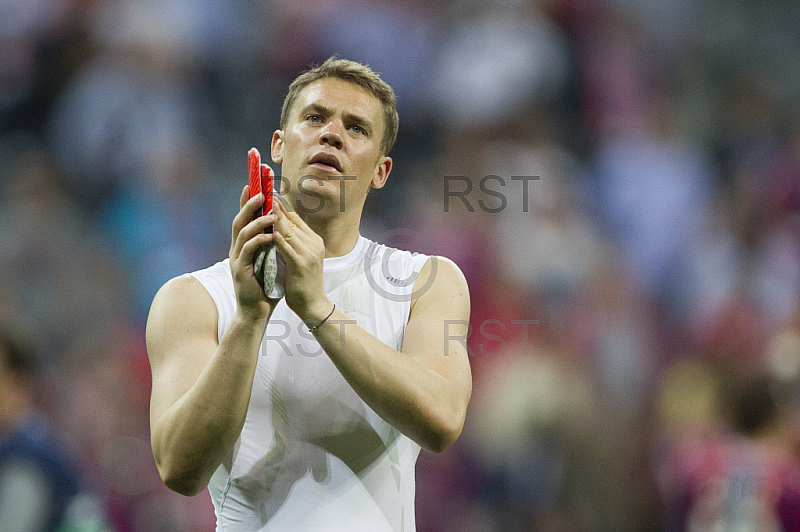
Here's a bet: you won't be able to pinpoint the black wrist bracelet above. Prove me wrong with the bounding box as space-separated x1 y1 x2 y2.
309 304 336 334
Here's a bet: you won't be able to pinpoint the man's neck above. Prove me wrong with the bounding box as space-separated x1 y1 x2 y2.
299 207 362 258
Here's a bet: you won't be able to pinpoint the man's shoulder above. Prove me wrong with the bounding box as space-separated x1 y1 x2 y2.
178 259 234 302
147 264 227 333
361 234 467 291
403 254 468 315
149 274 219 319
188 258 232 281
414 255 467 293
146 271 222 362
363 237 431 267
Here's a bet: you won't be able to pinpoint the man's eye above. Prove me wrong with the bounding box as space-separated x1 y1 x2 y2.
351 125 365 135
308 115 322 122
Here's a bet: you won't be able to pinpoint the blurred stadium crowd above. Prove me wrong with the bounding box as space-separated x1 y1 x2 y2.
4 0 800 530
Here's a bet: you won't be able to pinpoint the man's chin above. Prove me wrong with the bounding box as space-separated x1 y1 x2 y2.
290 178 347 215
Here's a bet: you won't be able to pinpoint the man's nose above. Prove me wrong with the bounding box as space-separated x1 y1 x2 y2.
320 121 343 149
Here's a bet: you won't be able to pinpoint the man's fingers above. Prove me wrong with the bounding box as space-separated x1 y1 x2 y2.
274 199 313 247
274 213 296 242
232 211 275 258
238 214 276 247
272 192 292 215
273 197 326 265
231 193 265 247
273 230 299 264
239 232 275 267
231 185 254 248
277 197 313 232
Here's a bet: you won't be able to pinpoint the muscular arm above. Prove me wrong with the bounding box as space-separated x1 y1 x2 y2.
312 257 472 453
147 188 277 496
147 277 269 496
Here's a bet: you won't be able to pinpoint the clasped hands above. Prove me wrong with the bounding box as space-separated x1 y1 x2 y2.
230 186 332 325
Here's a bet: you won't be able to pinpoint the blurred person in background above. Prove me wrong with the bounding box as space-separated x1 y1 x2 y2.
657 366 800 531
0 319 82 531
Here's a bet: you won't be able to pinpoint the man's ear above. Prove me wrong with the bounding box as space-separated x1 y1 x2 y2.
371 156 392 190
271 130 284 164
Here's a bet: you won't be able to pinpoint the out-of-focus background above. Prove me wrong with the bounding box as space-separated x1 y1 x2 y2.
4 0 800 530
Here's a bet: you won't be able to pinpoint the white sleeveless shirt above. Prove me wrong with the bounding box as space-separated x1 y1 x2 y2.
190 236 431 531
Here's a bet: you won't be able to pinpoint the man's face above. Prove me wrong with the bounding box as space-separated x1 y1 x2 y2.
271 77 392 216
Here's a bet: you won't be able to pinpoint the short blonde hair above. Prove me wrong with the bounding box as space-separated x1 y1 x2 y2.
280 57 399 156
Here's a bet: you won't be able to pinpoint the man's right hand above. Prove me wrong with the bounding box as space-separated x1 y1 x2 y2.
229 186 278 322
148 185 279 496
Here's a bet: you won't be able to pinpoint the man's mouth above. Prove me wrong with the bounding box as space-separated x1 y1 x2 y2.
309 153 342 173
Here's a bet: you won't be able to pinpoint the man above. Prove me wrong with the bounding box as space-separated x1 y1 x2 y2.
0 320 81 531
659 372 800 531
147 57 472 530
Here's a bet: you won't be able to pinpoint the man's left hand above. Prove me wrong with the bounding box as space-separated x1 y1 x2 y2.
272 200 332 324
